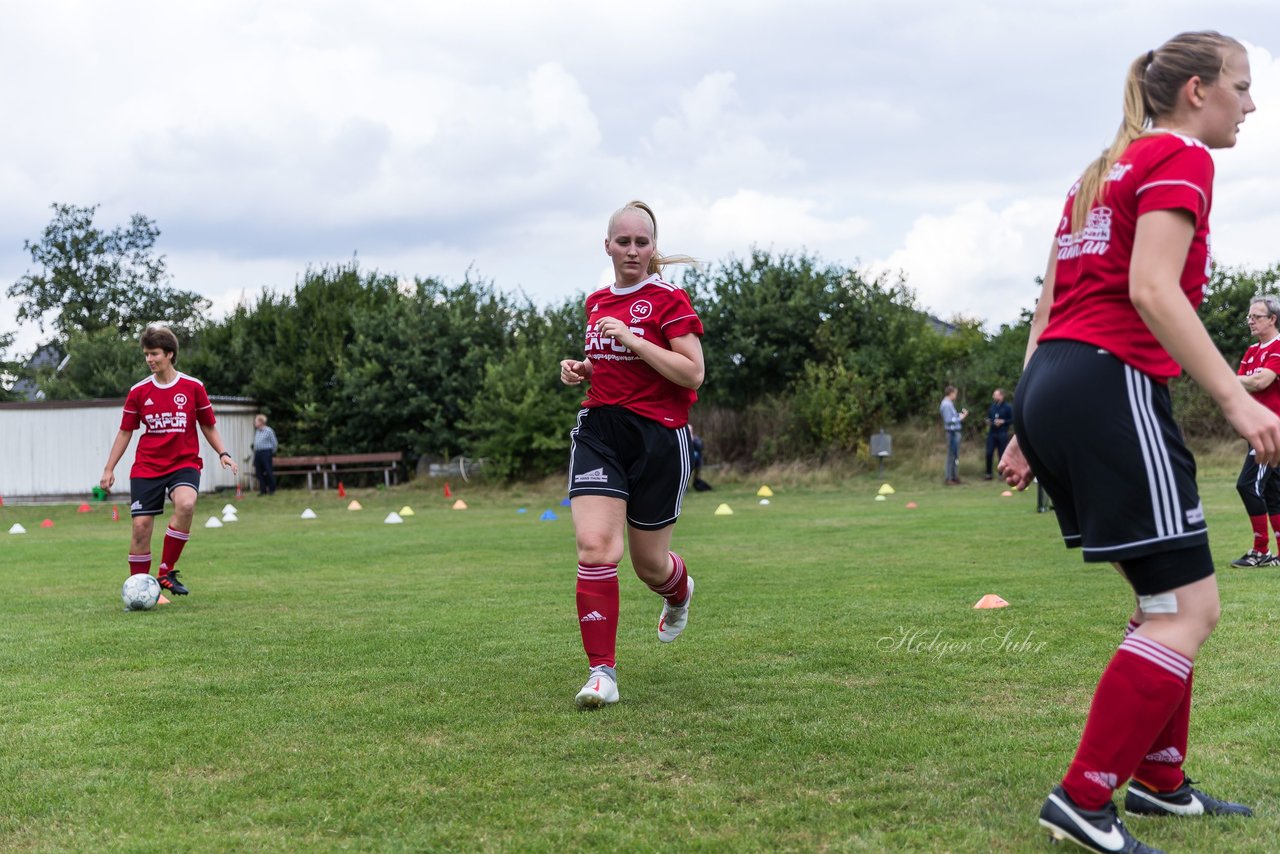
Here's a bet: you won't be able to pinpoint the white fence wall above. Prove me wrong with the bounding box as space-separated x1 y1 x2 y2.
0 397 258 500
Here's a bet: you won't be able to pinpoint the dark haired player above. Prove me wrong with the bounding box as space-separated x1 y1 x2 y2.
100 325 238 596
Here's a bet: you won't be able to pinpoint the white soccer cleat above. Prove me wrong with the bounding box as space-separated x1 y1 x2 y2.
657 575 694 643
575 665 619 709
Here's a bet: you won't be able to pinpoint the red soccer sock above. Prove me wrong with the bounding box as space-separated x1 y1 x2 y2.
1133 670 1192 793
646 552 690 606
1250 514 1269 552
128 553 152 576
1270 515 1280 554
576 563 619 668
159 526 190 576
1061 633 1191 810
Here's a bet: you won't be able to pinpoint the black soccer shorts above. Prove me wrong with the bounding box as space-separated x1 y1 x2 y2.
567 405 691 530
129 467 201 517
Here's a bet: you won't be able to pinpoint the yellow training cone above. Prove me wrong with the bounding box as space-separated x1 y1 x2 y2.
347 500 363 511
714 503 733 516
452 499 468 510
756 485 773 497
974 594 1010 609
399 506 415 516
878 483 895 495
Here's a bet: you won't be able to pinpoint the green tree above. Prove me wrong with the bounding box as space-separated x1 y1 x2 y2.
0 330 20 401
32 328 143 400
464 298 584 479
8 203 210 341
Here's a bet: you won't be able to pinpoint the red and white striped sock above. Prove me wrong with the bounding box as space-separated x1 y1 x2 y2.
576 563 619 668
1061 633 1191 810
128 552 152 576
1133 669 1192 793
159 526 190 576
647 552 689 606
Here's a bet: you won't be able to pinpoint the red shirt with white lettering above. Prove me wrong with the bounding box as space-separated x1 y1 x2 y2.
1039 131 1214 381
121 373 217 478
1238 336 1280 417
582 274 704 427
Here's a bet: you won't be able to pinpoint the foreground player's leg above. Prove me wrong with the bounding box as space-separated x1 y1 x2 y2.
158 486 196 595
571 496 626 708
127 515 155 577
628 527 694 643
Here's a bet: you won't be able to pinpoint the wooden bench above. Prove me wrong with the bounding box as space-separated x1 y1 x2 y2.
272 452 404 490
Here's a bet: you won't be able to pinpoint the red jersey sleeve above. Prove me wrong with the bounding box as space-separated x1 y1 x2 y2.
659 289 704 340
121 386 142 431
194 381 216 426
1136 143 1213 227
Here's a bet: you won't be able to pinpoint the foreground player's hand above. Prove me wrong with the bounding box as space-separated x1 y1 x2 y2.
560 359 589 386
222 456 240 476
100 470 115 491
997 436 1034 491
1226 396 1280 467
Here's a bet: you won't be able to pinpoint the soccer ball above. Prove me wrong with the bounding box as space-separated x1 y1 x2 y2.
121 573 161 611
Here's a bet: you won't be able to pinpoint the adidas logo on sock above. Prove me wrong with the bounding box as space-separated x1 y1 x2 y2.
580 611 607 622
1144 746 1184 764
1084 771 1118 790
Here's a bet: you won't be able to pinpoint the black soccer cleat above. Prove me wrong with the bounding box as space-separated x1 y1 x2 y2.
1125 778 1253 818
1039 785 1163 853
158 570 189 596
1229 550 1278 568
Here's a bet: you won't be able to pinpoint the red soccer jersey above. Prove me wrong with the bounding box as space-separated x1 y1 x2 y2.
1039 131 1214 381
121 373 217 478
1238 336 1280 417
581 274 704 427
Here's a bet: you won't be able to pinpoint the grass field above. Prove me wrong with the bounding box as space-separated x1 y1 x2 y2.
1 467 1278 852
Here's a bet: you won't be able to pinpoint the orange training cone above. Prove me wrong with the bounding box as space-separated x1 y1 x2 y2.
444 482 452 498
40 519 54 528
77 503 92 513
973 594 1010 609
112 505 120 522
337 482 346 498
157 594 171 606
236 481 243 500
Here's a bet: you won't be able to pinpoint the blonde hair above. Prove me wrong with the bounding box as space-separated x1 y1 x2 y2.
607 200 696 277
1071 30 1244 232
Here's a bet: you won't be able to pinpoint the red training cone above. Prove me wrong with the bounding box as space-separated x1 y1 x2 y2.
112 505 120 522
40 519 54 528
444 482 452 498
337 482 346 498
77 503 92 513
236 481 243 500
0 494 4 506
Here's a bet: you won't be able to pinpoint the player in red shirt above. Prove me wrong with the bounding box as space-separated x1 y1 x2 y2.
996 32 1275 852
1230 295 1280 566
100 325 239 597
559 200 704 709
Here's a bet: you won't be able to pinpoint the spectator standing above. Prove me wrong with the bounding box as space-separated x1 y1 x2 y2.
940 385 968 484
253 414 278 496
984 389 1014 481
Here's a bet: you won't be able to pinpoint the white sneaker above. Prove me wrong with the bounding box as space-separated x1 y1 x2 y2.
575 665 619 709
657 575 694 643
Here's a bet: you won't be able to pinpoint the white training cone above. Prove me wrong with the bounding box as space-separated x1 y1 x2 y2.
205 516 223 528
759 498 770 506
347 500 363 511
384 511 404 524
300 508 317 519
8 523 26 534
221 513 237 522
221 503 236 515
874 495 887 502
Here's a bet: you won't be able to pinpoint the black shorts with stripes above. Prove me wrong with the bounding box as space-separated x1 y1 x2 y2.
1015 341 1209 569
567 405 691 531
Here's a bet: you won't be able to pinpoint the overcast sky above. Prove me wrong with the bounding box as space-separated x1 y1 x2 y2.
3 0 1279 357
